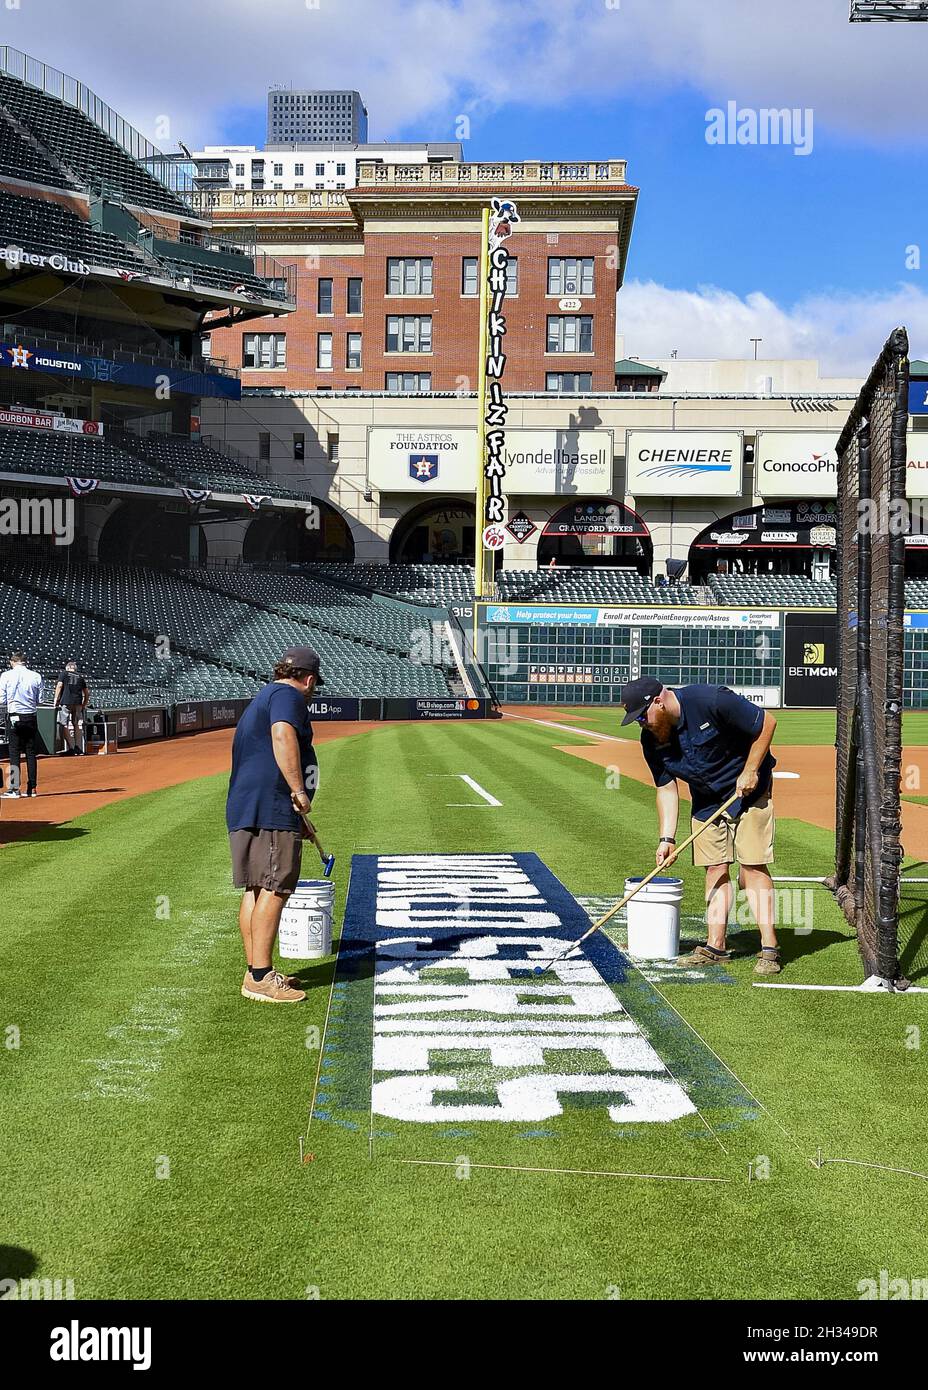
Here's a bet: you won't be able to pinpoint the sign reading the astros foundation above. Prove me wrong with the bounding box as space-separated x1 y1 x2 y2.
625 431 743 497
366 427 612 495
755 432 839 498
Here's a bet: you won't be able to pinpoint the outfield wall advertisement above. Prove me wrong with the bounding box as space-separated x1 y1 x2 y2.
624 431 743 497
754 432 839 498
366 427 613 495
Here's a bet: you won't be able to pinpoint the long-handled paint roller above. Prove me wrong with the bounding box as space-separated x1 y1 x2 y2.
533 791 741 976
302 815 335 878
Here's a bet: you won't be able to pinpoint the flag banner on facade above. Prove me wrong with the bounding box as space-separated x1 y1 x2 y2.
181 487 212 506
242 494 270 512
66 477 99 497
118 269 143 282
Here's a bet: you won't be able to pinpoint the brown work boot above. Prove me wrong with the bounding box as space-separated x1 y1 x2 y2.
754 947 782 976
678 943 733 967
242 969 307 1003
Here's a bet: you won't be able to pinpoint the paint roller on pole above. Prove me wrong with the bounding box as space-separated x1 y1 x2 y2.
533 791 741 975
302 814 335 878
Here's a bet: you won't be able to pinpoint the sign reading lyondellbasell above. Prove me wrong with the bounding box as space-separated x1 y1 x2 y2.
625 431 743 497
367 427 613 495
755 432 839 498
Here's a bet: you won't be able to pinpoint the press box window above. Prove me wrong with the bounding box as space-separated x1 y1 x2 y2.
317 333 333 369
317 278 333 314
386 315 432 353
347 278 363 314
243 333 286 368
387 258 433 296
546 316 593 353
346 332 362 369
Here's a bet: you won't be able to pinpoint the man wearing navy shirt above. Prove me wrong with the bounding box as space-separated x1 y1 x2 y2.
620 678 781 975
226 646 323 1003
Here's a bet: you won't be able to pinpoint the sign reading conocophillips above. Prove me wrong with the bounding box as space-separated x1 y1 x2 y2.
625 431 743 497
755 432 839 498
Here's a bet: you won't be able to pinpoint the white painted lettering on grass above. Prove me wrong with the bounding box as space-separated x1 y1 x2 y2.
368 854 695 1127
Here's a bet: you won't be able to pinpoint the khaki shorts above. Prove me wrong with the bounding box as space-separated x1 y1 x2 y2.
230 828 303 894
692 790 775 868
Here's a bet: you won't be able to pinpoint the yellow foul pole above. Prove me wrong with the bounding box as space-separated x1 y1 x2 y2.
474 206 491 603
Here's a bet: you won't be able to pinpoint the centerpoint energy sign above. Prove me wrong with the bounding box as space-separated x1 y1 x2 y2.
625 431 743 497
367 426 613 494
755 432 839 498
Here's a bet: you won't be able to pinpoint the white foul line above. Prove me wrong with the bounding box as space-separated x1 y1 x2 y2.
504 713 615 741
457 774 501 807
753 982 928 994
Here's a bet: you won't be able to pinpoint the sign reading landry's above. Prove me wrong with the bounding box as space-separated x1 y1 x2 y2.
367 427 613 495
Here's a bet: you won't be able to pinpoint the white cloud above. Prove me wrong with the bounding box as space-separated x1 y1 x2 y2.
0 0 923 147
617 279 928 375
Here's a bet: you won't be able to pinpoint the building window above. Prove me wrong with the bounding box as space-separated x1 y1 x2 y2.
317 277 333 314
294 432 305 460
505 256 519 296
336 162 346 176
347 277 363 314
295 163 304 176
387 257 433 296
273 163 283 177
235 163 245 176
317 332 333 369
546 372 593 392
258 432 271 461
386 315 432 353
327 432 339 462
546 316 593 353
347 332 362 369
243 332 286 368
386 372 431 392
547 257 595 296
315 162 325 176
462 257 478 297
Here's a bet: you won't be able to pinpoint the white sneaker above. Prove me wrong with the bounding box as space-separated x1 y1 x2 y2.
1 790 20 799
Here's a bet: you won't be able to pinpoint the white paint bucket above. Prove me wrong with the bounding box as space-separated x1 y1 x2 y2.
278 879 334 960
624 876 684 960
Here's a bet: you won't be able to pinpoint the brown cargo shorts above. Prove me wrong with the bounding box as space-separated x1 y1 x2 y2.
230 828 303 895
692 789 775 867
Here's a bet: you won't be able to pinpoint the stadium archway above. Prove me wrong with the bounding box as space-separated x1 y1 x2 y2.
536 499 652 573
390 498 475 563
98 502 206 566
242 500 354 564
688 502 837 583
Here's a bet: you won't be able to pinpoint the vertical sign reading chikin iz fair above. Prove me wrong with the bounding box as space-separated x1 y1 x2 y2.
481 198 520 550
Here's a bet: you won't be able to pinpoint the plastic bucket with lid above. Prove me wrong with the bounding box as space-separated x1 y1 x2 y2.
624 876 684 959
278 879 334 959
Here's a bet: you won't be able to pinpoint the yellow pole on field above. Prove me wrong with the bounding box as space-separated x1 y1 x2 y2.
474 205 491 608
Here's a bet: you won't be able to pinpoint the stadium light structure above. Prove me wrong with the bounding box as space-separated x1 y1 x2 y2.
850 1 928 19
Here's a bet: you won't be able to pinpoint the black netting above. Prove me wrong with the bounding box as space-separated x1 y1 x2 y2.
829 327 908 985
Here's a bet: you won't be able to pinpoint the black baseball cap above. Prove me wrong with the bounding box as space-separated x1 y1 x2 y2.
280 646 324 687
620 676 663 726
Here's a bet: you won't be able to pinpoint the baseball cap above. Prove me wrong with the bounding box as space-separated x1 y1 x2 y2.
620 676 663 726
280 645 324 687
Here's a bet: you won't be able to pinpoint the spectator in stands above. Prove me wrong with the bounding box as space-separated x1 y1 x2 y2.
1 650 43 798
226 646 324 1004
54 659 89 755
620 677 782 975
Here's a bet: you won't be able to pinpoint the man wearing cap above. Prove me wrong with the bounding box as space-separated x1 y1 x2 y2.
620 678 781 975
226 647 324 1003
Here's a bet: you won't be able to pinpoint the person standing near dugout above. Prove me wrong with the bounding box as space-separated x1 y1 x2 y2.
54 659 89 755
0 650 43 799
226 646 324 1004
620 677 782 975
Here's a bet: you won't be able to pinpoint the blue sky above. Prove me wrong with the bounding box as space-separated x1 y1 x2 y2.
6 0 928 371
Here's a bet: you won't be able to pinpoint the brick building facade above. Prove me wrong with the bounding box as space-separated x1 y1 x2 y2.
200 160 637 395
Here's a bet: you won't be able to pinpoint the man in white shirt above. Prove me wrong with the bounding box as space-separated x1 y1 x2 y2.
1 650 43 798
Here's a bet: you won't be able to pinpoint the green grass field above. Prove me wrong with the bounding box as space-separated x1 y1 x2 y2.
3 713 928 1301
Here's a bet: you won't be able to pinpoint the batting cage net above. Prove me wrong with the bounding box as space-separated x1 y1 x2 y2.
828 327 909 987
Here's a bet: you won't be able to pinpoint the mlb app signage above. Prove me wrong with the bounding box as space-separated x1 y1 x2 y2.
366 427 613 495
755 432 839 498
625 431 743 497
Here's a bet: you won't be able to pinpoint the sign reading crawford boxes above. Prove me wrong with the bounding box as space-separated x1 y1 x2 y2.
367 427 613 495
625 431 744 498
